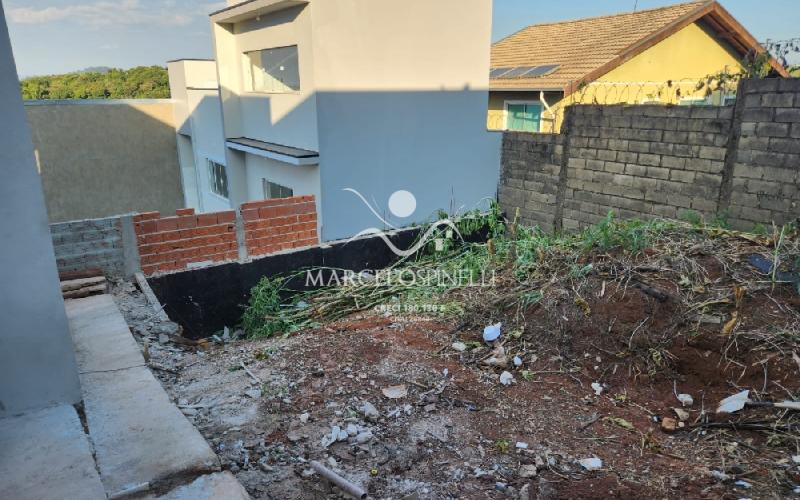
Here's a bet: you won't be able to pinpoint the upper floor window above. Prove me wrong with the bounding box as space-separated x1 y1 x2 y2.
244 45 300 93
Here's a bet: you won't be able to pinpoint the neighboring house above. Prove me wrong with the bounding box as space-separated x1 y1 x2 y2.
171 0 500 242
487 0 788 133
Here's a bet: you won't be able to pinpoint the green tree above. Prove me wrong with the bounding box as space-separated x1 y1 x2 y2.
19 66 171 100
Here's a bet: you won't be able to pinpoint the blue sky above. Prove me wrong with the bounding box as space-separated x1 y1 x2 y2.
5 0 798 77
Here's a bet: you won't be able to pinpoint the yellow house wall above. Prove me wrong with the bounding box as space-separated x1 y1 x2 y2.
488 21 744 132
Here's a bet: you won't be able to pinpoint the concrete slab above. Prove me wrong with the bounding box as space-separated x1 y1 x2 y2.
0 405 106 500
156 472 251 500
66 294 144 373
81 366 219 497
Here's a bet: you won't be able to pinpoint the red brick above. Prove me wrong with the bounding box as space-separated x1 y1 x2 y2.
156 217 179 232
134 211 161 223
242 208 260 222
217 211 236 224
141 264 158 276
176 208 195 216
196 213 217 226
177 216 197 229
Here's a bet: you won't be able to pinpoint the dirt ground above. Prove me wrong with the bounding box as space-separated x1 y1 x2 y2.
113 268 800 499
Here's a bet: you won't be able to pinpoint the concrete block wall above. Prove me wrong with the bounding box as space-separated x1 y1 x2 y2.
242 195 319 257
499 133 563 231
51 216 125 276
134 208 238 276
499 78 800 232
726 78 800 228
562 104 731 229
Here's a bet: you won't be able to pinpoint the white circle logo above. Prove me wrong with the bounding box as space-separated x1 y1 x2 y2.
388 190 416 218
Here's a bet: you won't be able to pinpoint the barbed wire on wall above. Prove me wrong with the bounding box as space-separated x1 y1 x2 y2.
763 38 800 69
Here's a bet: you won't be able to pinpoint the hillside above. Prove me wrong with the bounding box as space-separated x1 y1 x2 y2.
20 66 170 100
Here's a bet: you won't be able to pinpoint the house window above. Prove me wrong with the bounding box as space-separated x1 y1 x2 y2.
207 159 229 199
263 179 294 199
244 45 300 93
679 97 711 106
505 102 542 132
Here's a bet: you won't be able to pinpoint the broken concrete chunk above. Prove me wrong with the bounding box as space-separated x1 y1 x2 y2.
519 464 537 478
299 412 310 424
381 385 408 399
676 393 694 407
361 402 379 421
355 431 373 444
673 408 690 421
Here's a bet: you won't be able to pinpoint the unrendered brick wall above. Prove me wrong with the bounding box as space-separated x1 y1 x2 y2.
133 208 238 276
499 78 800 232
51 216 125 276
50 196 321 278
241 195 318 257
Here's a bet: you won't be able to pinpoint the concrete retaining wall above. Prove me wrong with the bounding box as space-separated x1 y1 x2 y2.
499 78 800 232
25 99 185 223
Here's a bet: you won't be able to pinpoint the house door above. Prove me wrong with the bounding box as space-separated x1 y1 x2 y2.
506 102 542 132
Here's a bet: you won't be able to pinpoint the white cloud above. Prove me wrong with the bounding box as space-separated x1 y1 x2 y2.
8 0 197 27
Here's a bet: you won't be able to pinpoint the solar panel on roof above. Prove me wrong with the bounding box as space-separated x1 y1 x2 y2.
522 64 561 77
490 67 514 78
499 66 536 78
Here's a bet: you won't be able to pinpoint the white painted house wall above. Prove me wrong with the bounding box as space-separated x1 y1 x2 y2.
175 0 500 241
168 60 230 213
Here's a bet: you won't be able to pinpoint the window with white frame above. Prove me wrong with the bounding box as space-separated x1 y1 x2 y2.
244 45 300 93
207 159 229 199
263 179 294 199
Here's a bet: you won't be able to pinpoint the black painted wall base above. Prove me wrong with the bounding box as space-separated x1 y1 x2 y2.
147 229 420 339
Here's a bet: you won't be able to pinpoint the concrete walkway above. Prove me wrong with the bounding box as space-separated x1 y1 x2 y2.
0 405 106 500
66 294 249 499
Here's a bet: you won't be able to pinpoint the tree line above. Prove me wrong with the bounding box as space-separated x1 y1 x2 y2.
20 66 171 100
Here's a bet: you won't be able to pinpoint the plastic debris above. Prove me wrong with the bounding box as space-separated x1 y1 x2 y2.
515 441 529 449
591 382 603 396
513 355 523 367
717 390 750 413
734 480 752 489
710 470 730 481
483 322 502 343
499 371 514 386
381 384 408 399
578 457 602 471
677 393 694 407
452 341 467 352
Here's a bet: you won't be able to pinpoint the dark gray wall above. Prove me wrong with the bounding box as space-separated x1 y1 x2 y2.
0 4 81 417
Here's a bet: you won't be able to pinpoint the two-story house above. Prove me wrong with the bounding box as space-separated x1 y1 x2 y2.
170 0 500 242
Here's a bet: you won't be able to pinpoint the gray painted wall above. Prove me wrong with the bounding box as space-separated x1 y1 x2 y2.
0 4 81 417
25 99 185 223
316 90 502 241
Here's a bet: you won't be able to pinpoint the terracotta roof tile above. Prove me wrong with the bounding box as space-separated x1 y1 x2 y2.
490 1 710 90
